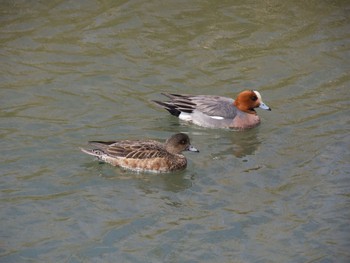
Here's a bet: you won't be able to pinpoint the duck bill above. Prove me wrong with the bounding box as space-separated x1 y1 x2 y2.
187 145 199 152
259 102 271 111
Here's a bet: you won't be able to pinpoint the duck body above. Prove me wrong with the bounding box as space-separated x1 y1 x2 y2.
81 133 199 173
153 90 271 130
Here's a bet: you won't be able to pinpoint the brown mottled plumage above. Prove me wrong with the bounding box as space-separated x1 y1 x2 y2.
81 133 199 173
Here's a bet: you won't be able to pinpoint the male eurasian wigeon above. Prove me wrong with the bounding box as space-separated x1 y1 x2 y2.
81 133 199 173
152 90 271 130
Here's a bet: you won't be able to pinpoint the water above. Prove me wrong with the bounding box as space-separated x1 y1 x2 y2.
1 0 350 262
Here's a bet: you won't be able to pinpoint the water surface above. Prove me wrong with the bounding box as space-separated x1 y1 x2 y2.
1 0 350 262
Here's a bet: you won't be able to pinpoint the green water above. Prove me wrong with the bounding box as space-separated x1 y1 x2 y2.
1 0 349 262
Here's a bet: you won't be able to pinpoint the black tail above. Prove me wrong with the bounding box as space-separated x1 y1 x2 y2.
152 100 181 117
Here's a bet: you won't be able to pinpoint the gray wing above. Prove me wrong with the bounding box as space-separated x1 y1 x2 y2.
162 93 237 119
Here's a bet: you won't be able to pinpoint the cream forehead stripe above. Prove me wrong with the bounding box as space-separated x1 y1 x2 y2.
253 90 262 100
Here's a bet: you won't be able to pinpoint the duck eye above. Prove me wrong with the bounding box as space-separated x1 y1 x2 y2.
252 95 258 101
180 140 186 144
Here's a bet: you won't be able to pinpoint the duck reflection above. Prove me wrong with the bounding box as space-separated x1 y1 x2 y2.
94 165 194 193
229 129 261 158
204 128 261 159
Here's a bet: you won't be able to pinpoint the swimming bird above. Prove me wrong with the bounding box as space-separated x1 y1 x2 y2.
81 133 199 173
152 90 271 130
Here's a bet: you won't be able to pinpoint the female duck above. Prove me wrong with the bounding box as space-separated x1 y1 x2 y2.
81 133 199 173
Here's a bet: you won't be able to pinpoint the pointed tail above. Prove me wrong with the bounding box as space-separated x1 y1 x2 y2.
80 147 105 158
152 100 181 117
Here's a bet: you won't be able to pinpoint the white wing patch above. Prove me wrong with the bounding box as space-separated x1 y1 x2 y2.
210 116 224 120
180 112 225 121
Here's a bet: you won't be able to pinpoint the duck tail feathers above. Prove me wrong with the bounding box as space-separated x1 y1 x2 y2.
152 100 181 117
80 147 105 157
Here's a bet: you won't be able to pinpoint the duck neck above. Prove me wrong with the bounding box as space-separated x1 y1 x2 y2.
234 101 257 114
165 146 181 155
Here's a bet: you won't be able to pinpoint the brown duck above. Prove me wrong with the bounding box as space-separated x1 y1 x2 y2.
81 133 199 173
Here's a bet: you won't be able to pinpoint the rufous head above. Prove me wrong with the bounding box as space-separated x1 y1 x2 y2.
234 90 271 114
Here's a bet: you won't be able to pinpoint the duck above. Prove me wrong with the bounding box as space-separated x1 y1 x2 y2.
152 90 271 130
80 133 199 173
